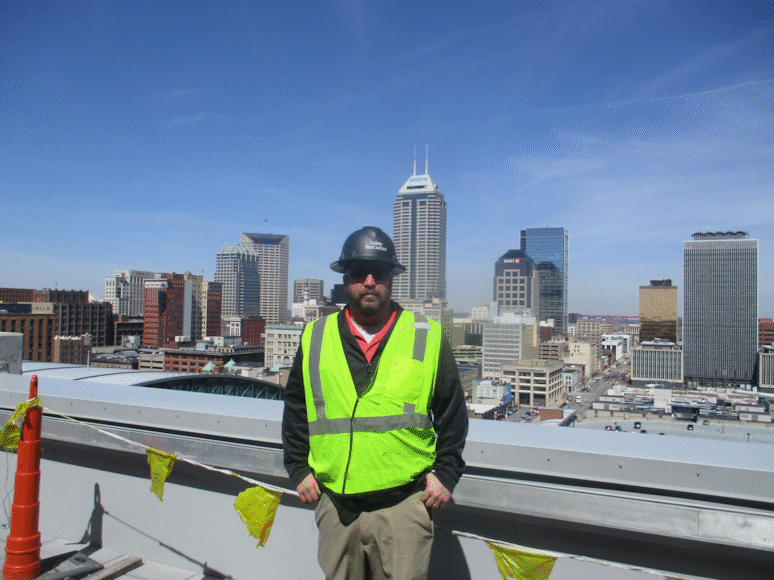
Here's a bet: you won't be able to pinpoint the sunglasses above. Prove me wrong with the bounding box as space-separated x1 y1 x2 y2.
346 266 392 283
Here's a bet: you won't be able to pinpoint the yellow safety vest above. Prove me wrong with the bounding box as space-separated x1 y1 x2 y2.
301 310 442 495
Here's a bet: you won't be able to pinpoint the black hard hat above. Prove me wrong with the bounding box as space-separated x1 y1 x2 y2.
330 226 406 275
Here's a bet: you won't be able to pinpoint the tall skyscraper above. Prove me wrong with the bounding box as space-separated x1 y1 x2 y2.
393 151 446 301
520 228 569 335
683 231 758 387
493 250 538 316
639 280 678 343
240 233 289 323
215 244 260 318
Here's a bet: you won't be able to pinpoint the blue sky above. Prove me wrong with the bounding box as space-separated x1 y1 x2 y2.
2 1 772 316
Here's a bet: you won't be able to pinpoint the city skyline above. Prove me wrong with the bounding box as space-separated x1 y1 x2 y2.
2 2 772 316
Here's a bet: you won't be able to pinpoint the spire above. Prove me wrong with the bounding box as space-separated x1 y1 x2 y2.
425 145 429 175
413 145 417 176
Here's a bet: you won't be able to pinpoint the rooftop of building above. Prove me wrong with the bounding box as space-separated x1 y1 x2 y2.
691 231 748 239
216 243 258 255
397 172 442 195
1 363 773 579
239 232 289 245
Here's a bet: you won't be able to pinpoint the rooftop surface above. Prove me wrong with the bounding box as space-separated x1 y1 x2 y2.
0 530 214 580
1 366 772 579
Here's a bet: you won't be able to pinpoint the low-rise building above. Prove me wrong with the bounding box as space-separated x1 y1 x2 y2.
0 311 55 362
138 351 165 371
564 341 598 376
164 344 263 374
562 368 580 391
539 338 568 361
476 379 511 406
631 340 683 386
482 313 538 379
264 324 304 369
114 315 144 347
601 336 625 362
759 345 774 393
501 359 563 408
53 334 92 365
452 344 482 365
457 363 480 402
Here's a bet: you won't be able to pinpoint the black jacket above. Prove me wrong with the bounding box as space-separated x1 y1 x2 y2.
282 303 468 509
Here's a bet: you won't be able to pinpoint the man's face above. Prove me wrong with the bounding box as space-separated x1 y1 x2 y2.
344 262 393 321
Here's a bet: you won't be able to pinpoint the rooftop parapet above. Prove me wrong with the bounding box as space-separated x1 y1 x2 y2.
1 371 773 579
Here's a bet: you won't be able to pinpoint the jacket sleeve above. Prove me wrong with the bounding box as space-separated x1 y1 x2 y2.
430 337 468 493
282 345 313 488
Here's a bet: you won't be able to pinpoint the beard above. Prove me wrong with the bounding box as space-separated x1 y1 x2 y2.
350 291 388 319
344 275 393 323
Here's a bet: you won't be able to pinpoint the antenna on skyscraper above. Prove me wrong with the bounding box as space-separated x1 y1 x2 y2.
425 145 429 175
413 145 417 176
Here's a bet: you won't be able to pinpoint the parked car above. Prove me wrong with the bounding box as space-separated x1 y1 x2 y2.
687 424 694 431
634 421 642 429
702 419 710 425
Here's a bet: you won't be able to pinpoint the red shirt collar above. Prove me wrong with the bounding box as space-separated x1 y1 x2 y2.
344 307 398 363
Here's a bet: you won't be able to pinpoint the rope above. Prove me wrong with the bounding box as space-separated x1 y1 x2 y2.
40 406 296 496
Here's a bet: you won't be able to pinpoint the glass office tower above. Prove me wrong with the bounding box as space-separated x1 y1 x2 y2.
520 228 569 335
215 244 260 318
683 231 758 387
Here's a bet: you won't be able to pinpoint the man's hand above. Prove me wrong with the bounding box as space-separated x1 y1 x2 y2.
420 473 451 510
296 473 321 504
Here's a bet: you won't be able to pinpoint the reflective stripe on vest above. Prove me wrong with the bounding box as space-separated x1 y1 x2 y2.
301 310 442 494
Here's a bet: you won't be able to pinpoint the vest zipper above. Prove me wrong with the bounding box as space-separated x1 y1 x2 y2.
342 361 374 494
341 397 359 494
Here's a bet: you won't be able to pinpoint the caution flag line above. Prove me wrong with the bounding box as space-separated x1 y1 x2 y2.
440 526 695 580
38 406 296 497
2 398 697 576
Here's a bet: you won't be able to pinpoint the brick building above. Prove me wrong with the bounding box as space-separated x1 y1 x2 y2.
142 274 222 348
163 345 263 374
32 289 114 346
142 277 187 348
760 318 774 348
0 312 55 362
241 316 266 346
53 334 92 365
0 288 35 303
114 315 144 346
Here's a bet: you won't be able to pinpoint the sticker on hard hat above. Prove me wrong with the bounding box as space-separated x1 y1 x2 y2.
365 242 387 251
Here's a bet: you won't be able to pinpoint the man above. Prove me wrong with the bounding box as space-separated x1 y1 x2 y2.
282 226 468 580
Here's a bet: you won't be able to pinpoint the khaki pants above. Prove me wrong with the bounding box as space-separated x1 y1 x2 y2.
315 491 434 580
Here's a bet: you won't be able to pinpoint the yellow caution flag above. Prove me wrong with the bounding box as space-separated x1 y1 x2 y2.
487 542 557 580
234 485 282 547
146 447 177 501
0 397 41 452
